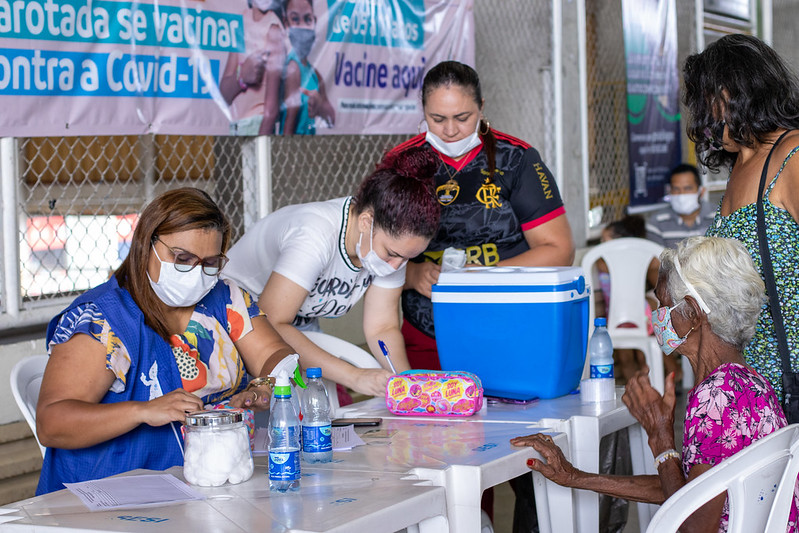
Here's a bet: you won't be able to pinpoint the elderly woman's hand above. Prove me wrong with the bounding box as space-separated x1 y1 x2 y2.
510 433 580 487
622 368 677 452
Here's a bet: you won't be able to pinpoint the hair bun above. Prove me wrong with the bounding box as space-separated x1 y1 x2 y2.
377 145 439 183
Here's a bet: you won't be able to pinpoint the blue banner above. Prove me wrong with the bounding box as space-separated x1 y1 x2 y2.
622 0 682 206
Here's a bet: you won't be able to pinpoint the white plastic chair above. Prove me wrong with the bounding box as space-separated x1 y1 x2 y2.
301 330 381 418
581 238 666 393
10 355 49 458
646 424 799 533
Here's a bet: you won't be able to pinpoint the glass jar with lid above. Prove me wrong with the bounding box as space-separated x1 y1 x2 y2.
183 409 254 486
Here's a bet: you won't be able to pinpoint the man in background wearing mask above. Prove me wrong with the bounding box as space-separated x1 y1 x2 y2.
645 164 714 248
278 0 335 135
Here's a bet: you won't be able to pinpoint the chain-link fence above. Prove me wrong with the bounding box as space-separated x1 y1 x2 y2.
585 0 628 227
16 135 249 307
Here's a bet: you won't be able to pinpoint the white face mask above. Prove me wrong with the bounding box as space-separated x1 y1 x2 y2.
425 120 482 159
670 193 700 215
148 246 218 308
355 220 405 277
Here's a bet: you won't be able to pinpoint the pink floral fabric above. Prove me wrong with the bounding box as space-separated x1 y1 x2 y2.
682 362 798 532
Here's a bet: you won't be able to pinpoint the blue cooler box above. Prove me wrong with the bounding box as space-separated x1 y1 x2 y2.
432 266 589 400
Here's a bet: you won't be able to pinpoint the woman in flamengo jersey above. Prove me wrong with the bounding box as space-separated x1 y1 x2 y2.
390 60 576 532
392 60 575 372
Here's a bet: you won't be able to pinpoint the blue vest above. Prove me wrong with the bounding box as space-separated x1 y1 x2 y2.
37 277 229 494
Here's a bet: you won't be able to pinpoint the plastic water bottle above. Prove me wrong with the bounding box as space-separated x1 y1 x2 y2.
268 382 301 492
589 317 614 379
301 367 333 463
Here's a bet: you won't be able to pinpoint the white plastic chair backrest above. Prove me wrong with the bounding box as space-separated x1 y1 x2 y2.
301 331 381 417
10 355 49 458
645 424 799 533
765 433 799 532
580 238 663 335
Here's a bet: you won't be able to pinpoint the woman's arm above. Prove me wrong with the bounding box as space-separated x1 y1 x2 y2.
314 69 335 125
36 334 203 449
232 314 296 410
362 285 409 373
281 60 302 136
258 272 390 397
258 24 285 136
623 370 725 532
497 215 575 267
511 433 666 503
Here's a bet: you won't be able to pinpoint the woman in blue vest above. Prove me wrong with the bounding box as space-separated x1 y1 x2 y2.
35 188 295 494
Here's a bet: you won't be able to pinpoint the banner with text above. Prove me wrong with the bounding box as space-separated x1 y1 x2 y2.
0 0 474 137
621 0 682 206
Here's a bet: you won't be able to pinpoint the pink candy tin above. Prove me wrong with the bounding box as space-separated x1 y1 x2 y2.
386 370 484 416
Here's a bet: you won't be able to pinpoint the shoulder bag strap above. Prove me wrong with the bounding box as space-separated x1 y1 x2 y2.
756 129 792 375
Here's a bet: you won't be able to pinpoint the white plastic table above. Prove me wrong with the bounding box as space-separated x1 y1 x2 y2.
0 466 447 533
338 390 658 532
261 419 573 533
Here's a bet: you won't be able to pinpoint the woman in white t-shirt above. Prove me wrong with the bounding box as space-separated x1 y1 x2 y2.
223 147 440 396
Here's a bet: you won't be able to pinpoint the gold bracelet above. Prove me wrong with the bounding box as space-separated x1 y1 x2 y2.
245 376 274 394
654 449 681 469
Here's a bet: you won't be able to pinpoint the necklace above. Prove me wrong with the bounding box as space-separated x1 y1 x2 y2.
436 158 468 206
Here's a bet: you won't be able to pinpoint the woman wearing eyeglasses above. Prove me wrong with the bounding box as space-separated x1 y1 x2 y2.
35 187 295 495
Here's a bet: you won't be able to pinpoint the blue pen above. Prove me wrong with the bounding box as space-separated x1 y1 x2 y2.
378 340 398 374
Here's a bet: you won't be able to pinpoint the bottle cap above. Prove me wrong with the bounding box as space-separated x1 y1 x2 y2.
306 367 322 379
274 385 292 397
594 317 607 327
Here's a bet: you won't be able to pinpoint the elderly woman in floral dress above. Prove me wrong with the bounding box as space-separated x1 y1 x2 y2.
512 236 797 533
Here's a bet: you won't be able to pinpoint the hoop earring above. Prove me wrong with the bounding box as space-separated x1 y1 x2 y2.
479 119 490 135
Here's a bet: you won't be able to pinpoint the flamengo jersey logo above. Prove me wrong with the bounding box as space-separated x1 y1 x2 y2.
476 179 502 209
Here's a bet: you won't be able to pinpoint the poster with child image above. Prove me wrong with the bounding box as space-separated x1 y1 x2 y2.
0 0 474 137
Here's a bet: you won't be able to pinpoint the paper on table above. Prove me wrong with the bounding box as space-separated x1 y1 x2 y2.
64 474 205 511
332 425 366 451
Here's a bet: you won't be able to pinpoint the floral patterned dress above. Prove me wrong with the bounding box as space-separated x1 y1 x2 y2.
682 363 798 532
706 146 799 401
49 278 264 405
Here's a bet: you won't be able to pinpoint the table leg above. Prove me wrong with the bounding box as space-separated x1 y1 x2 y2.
409 466 483 533
628 423 659 530
566 417 599 533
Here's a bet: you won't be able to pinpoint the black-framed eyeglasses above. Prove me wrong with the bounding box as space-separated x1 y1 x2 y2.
153 236 228 276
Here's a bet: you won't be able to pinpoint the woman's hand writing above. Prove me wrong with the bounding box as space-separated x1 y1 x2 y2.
140 389 204 427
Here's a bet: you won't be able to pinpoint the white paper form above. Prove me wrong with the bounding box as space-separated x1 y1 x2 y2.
332 425 366 451
63 474 205 511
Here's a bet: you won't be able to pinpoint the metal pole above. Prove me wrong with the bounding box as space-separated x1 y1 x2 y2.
1 137 20 318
